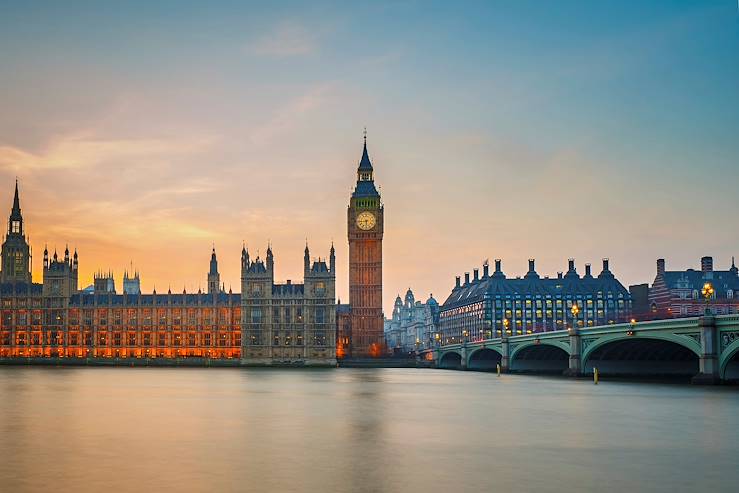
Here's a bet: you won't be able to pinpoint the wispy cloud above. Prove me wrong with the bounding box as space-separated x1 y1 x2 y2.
0 134 215 172
246 20 321 57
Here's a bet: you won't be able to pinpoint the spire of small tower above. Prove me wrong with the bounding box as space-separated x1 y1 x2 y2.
329 241 336 274
266 242 274 271
209 245 218 275
12 178 20 214
304 240 310 273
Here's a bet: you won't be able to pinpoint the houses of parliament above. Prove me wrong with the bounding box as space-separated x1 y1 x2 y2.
0 139 385 365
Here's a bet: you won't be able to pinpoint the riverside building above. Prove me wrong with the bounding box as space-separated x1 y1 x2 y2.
383 288 439 353
439 258 632 345
648 256 739 318
0 182 335 365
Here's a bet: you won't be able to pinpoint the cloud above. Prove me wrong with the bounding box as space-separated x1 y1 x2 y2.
246 20 320 57
0 133 215 172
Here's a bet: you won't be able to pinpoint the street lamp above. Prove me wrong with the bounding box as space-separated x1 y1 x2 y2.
701 282 714 315
462 329 469 344
570 303 580 330
627 318 637 336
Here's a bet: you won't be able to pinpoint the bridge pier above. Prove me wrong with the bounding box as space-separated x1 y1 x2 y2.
563 329 582 377
460 345 468 370
500 338 509 372
692 315 721 385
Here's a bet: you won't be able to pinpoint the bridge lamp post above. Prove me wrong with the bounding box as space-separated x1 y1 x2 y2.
503 318 510 337
627 318 636 337
570 303 580 331
701 282 714 315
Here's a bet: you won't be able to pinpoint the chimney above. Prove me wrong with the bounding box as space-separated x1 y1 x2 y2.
701 256 713 273
473 269 479 281
455 276 461 288
495 259 501 272
568 259 575 272
483 262 489 277
557 272 563 280
585 264 592 277
528 259 535 272
657 258 665 276
464 272 470 285
602 258 610 272
287 279 291 285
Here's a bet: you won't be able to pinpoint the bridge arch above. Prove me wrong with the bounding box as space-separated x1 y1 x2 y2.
583 334 700 378
438 351 463 370
467 347 502 371
509 342 570 373
720 338 739 381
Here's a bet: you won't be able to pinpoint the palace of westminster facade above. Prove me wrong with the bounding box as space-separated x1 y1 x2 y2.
0 139 386 365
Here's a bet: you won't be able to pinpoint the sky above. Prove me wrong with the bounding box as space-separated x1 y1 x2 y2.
0 1 738 313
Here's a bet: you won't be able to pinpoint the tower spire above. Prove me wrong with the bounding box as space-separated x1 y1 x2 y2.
358 131 373 173
12 178 20 213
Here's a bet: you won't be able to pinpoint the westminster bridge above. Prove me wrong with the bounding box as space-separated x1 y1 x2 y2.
429 315 739 384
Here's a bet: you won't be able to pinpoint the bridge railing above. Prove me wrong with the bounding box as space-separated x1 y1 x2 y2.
437 315 715 350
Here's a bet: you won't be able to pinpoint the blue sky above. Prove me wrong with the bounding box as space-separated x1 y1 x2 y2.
0 1 737 311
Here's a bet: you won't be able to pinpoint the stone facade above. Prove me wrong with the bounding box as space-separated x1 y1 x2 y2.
240 243 336 366
0 182 335 365
648 256 739 319
440 258 632 345
384 288 439 353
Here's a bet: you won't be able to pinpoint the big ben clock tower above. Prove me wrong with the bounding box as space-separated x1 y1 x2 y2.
347 134 384 357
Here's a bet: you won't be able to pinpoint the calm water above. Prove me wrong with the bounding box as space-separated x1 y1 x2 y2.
0 368 737 493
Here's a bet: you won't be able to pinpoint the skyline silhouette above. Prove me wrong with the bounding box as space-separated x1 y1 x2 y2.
1 1 738 313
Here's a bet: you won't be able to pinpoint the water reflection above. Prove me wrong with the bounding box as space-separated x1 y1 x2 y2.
0 368 737 493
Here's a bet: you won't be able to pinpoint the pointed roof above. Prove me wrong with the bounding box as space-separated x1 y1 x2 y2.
352 137 380 198
12 179 20 211
358 138 373 171
209 246 218 274
10 179 22 221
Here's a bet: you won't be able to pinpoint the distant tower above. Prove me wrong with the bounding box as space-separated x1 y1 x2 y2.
208 247 220 294
1 180 32 284
94 270 116 294
347 132 384 357
43 246 78 298
123 267 141 295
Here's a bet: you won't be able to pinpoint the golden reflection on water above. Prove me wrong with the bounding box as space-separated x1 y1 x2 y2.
0 368 737 493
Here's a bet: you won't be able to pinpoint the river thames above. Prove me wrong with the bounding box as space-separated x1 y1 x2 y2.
0 368 737 493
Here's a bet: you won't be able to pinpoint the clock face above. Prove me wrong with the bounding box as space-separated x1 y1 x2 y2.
356 211 376 230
